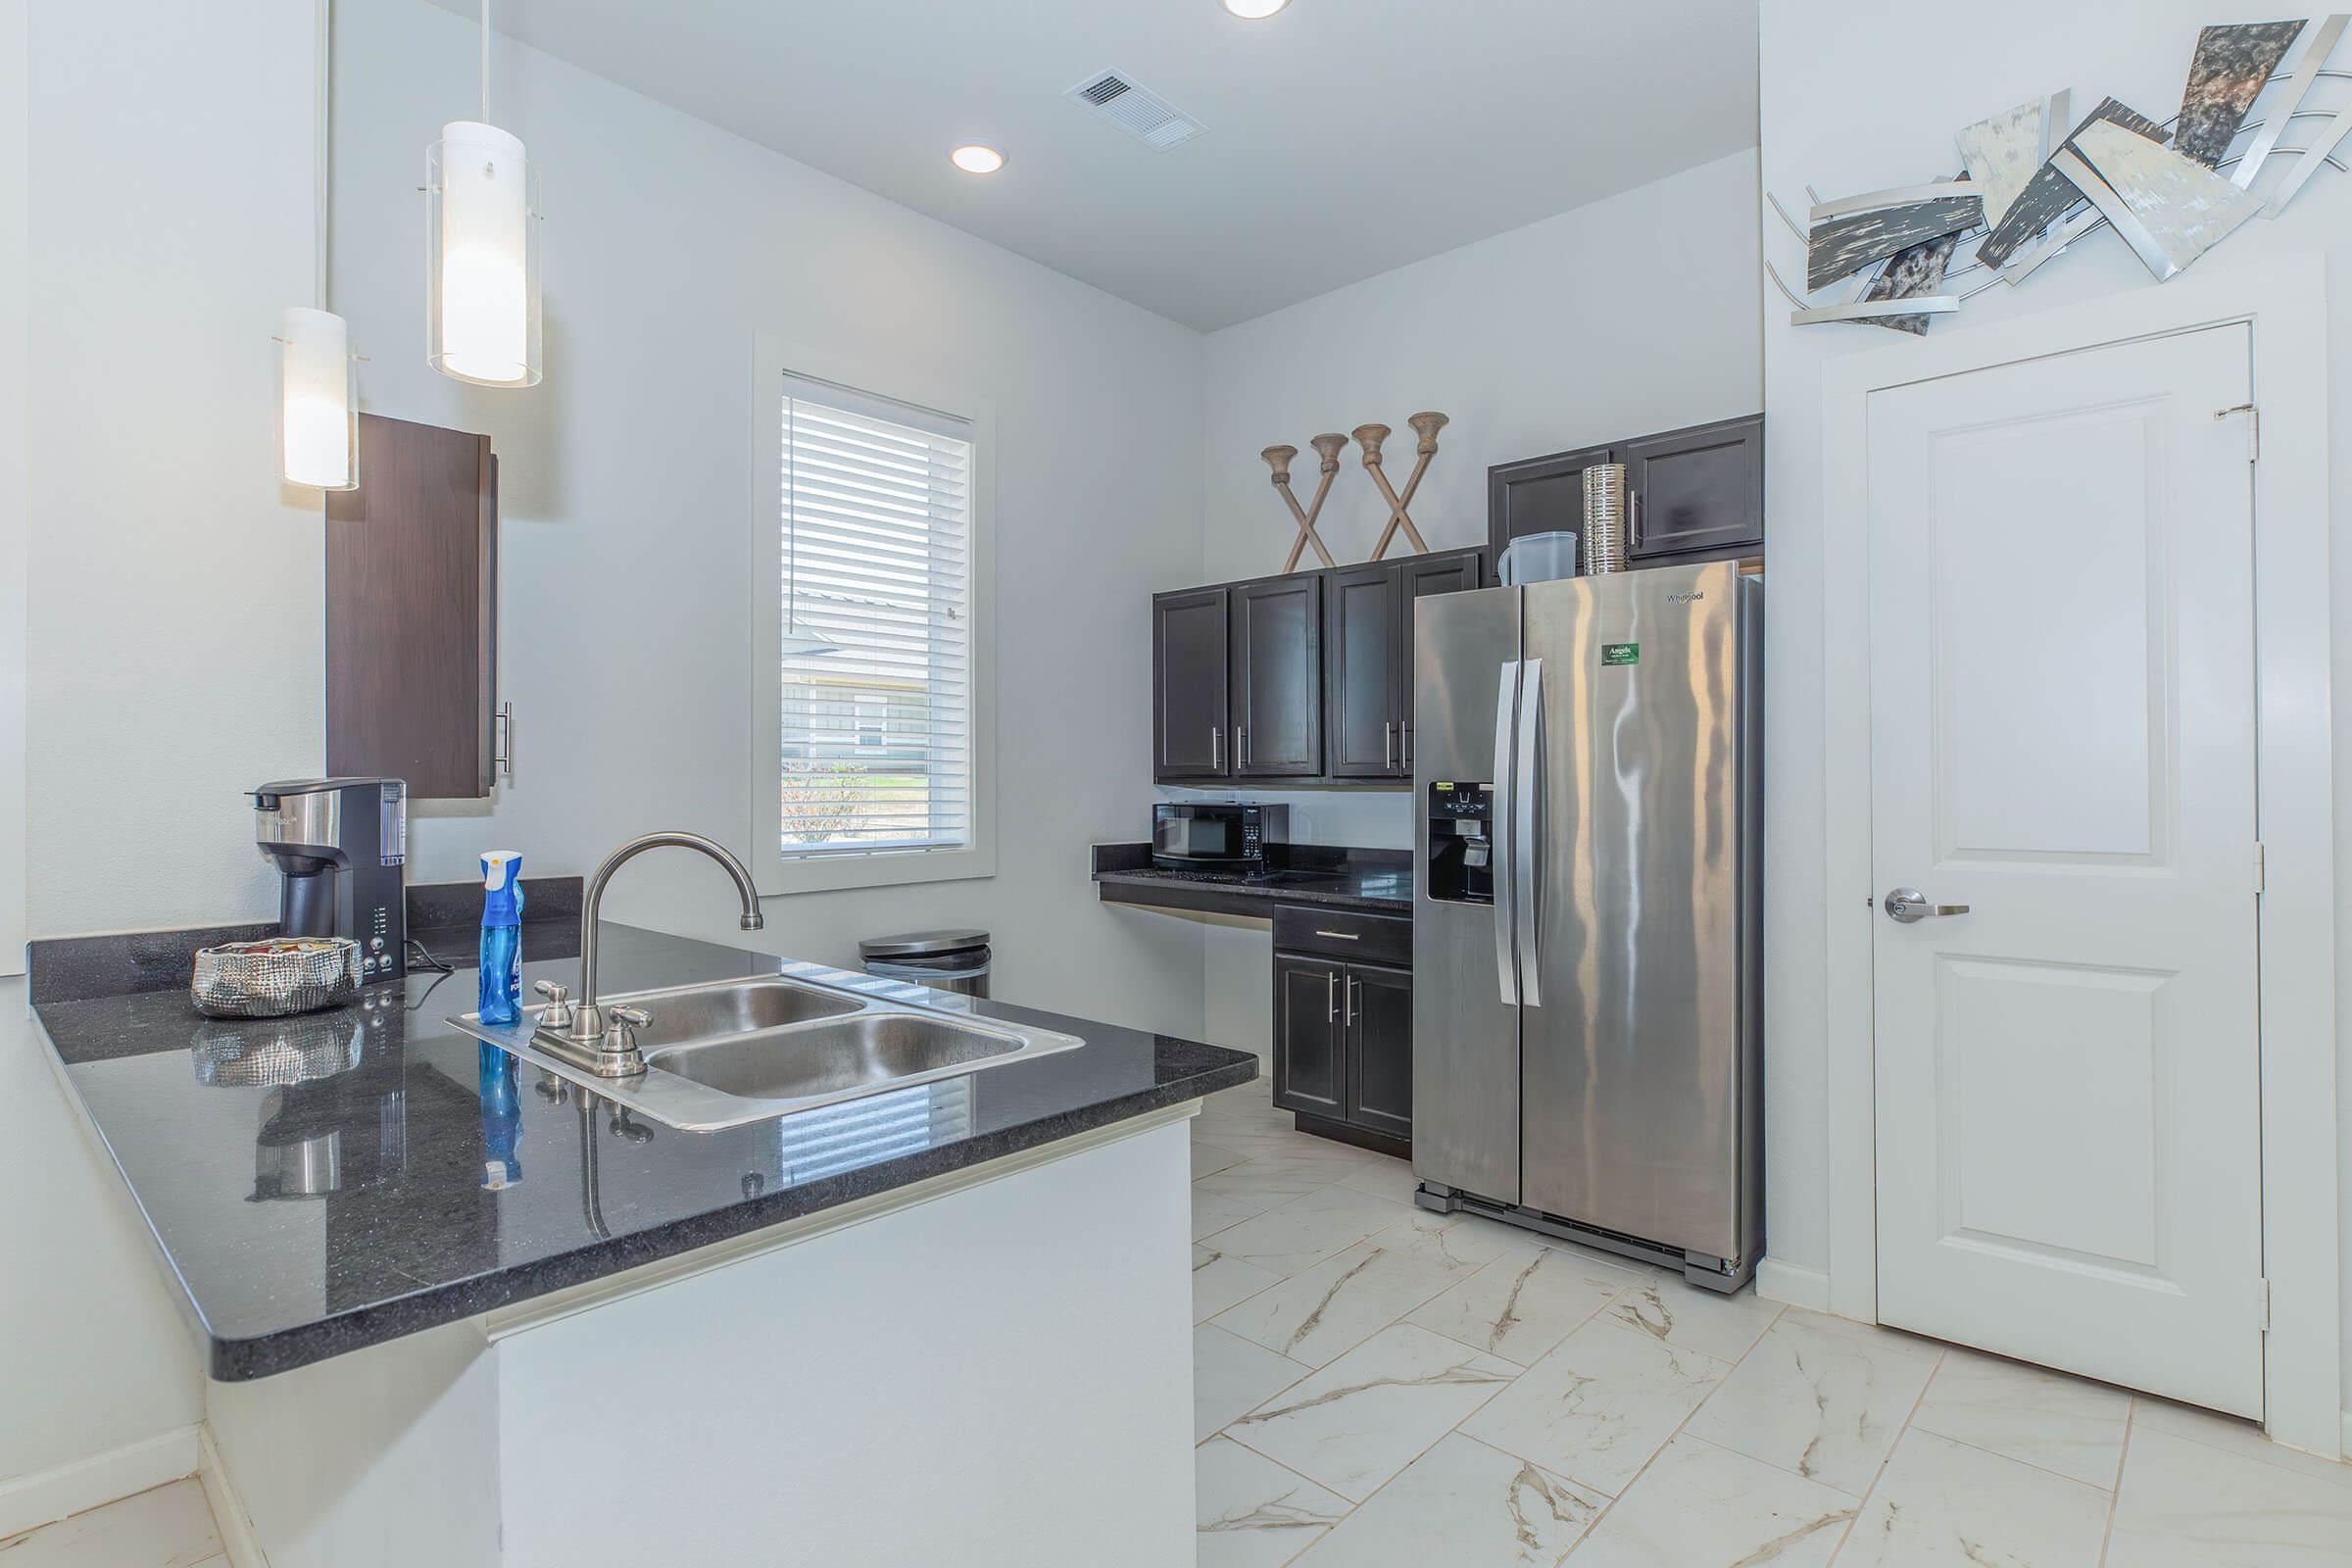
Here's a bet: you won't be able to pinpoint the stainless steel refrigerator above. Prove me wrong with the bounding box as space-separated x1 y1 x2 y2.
1411 560 1762 1291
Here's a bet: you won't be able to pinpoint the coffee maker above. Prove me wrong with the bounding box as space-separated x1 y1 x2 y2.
252 777 409 981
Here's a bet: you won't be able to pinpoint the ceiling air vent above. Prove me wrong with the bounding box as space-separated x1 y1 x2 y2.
1065 70 1206 151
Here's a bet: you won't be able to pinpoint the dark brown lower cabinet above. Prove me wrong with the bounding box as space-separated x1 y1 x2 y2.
1272 909 1413 1155
1272 954 1348 1122
1346 962 1413 1143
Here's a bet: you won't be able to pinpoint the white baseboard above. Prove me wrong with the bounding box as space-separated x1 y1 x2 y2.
1755 1257 1833 1313
196 1423 265 1568
0 1425 199 1541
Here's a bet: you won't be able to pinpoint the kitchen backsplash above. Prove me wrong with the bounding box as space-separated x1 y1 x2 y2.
1152 786 1411 851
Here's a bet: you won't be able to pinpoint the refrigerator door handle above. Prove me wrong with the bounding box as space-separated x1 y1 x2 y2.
1514 659 1543 1008
1493 661 1520 1005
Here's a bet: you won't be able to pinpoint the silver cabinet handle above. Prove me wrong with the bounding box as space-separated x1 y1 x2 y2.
1384 721 1396 769
1884 887 1970 923
1312 930 1358 941
494 700 514 779
1210 726 1221 772
1344 975 1357 1027
1401 720 1412 768
1493 662 1520 1005
1326 968 1338 1022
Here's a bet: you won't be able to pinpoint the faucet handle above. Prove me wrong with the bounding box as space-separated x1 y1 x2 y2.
597 1004 653 1078
532 979 575 1030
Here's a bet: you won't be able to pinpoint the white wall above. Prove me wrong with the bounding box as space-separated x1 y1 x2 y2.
1756 1 2352 1412
1185 151 1764 1062
5 0 314 1506
325 0 1207 1036
0 986 204 1510
0 0 24 973
25 0 323 937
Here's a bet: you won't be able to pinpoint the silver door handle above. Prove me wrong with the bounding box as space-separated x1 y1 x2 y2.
1326 968 1338 1022
1401 720 1412 766
1384 721 1396 770
1884 887 1970 923
1514 658 1543 1009
1210 726 1221 771
1344 975 1357 1027
1313 930 1358 941
1493 662 1520 1005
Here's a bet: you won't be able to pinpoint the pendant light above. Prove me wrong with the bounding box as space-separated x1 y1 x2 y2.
278 0 359 490
427 0 541 387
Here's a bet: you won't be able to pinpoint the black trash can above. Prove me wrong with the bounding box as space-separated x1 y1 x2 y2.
858 928 992 998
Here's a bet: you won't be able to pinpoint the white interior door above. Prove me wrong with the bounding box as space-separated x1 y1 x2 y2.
1867 323 2263 1418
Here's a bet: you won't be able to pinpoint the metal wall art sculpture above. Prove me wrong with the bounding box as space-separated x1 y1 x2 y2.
1771 17 2352 333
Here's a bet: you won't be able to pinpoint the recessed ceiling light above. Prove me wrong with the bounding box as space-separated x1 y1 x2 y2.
1222 0 1290 16
950 144 1005 174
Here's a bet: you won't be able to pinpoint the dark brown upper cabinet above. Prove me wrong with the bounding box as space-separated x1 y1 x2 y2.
1152 552 1482 787
1625 415 1765 563
1231 576 1323 778
1488 415 1763 570
1324 564 1398 778
325 414 501 800
1326 548 1484 779
1152 588 1231 777
1487 441 1614 564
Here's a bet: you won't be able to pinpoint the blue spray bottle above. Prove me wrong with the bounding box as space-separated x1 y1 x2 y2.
478 851 525 1025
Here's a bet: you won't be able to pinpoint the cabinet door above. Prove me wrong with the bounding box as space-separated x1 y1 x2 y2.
1272 955 1347 1119
1392 548 1484 774
1487 443 1613 567
1346 962 1414 1143
1324 564 1398 778
1153 588 1230 779
1624 414 1763 563
1231 576 1323 778
326 414 498 799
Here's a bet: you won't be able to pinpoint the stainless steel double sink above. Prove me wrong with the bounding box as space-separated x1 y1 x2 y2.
451 973 1084 1132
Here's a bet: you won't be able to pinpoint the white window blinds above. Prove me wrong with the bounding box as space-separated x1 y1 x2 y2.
776 374 973 857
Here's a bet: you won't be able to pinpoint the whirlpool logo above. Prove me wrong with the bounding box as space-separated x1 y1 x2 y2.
1666 590 1705 605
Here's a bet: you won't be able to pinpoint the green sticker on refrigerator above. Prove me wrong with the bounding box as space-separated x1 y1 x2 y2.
1601 642 1640 666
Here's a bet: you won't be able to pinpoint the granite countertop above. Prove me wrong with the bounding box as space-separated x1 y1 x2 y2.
1091 843 1411 916
37 924 1255 1381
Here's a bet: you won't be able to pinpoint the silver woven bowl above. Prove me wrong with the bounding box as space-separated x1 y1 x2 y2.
191 938 361 1019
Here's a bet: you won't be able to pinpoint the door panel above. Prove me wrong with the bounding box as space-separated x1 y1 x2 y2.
1518 564 1744 1256
1347 962 1414 1143
1326 564 1398 777
1488 443 1613 565
1272 955 1345 1119
1232 576 1322 777
1868 324 2262 1417
1152 589 1228 778
1410 586 1521 1202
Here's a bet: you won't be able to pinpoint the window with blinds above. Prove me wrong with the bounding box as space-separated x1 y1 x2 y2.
775 374 973 857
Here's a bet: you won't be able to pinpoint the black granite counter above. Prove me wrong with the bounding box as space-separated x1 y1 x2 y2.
1091 842 1411 917
37 924 1254 1382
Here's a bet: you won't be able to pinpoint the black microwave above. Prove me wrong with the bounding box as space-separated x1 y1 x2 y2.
1152 803 1289 868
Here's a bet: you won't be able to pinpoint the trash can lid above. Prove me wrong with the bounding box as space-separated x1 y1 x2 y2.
858 928 990 960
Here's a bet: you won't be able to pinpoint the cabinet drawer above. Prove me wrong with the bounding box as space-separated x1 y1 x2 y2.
1273 904 1410 966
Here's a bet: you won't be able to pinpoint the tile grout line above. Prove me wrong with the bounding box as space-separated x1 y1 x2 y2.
1817 1343 1946 1564
2095 1400 2138 1568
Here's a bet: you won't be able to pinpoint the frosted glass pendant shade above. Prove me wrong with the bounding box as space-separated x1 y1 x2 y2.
280 307 358 490
427 121 541 387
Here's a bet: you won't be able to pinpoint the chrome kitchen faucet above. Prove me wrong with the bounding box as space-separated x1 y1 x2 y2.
530 831 765 1077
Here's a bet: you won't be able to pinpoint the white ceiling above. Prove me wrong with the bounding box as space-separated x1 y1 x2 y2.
425 0 1760 331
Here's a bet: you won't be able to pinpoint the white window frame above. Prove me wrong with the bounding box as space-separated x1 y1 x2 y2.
749 336 996 894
